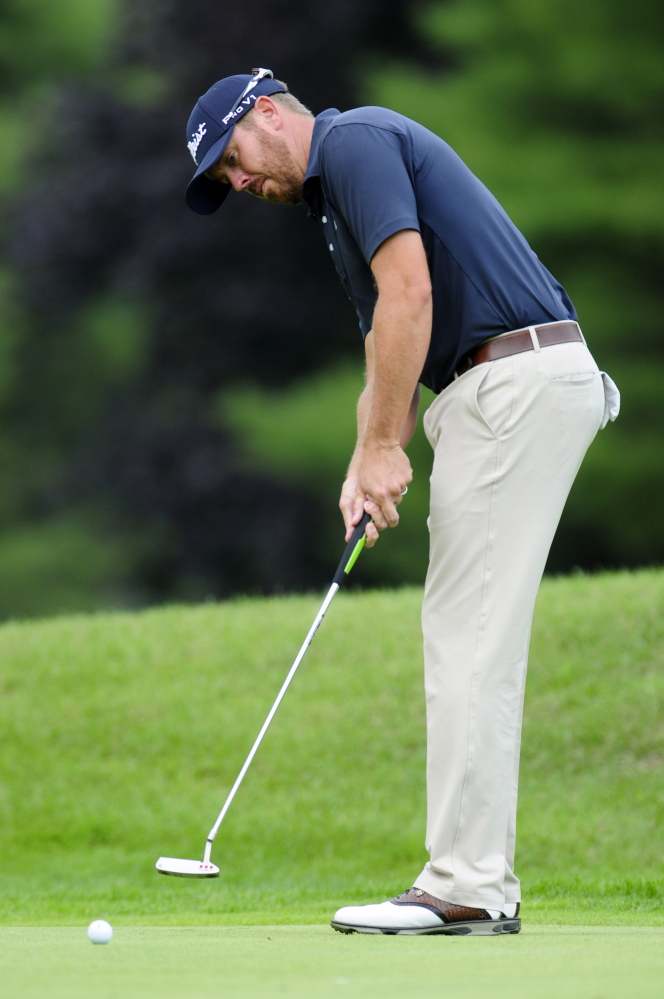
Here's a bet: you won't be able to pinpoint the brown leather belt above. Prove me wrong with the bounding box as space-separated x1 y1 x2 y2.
455 321 583 378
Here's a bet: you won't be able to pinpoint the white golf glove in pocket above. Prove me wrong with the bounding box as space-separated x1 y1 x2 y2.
599 371 620 429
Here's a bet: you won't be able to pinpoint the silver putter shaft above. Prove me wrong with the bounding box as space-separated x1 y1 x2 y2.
156 512 371 879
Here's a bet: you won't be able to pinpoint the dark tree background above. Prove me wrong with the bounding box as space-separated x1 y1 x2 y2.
3 0 441 607
2 0 660 619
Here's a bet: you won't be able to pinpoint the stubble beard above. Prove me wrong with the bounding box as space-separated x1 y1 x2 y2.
249 129 304 205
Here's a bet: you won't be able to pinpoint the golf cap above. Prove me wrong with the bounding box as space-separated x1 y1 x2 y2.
185 68 288 215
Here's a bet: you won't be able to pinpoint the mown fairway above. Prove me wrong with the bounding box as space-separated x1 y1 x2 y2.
0 570 662 994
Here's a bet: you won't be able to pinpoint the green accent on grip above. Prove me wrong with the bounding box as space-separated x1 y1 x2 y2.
344 535 366 575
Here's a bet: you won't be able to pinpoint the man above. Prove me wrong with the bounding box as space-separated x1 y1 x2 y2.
184 69 619 936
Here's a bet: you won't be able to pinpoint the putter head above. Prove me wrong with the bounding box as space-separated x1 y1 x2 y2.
156 856 220 878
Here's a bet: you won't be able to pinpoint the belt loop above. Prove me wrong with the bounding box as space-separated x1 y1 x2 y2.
577 323 587 345
528 326 541 353
453 370 459 380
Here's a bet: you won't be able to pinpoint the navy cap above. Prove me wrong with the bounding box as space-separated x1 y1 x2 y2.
185 68 288 215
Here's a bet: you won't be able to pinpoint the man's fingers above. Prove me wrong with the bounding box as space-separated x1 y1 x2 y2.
343 494 371 541
363 520 380 548
364 497 399 530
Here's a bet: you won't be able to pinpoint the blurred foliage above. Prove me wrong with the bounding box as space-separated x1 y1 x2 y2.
0 0 114 91
0 0 116 191
0 0 438 617
0 0 661 617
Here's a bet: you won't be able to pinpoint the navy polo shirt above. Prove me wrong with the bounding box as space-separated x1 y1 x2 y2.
303 107 577 394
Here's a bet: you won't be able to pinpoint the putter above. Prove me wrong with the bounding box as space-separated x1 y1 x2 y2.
156 511 372 878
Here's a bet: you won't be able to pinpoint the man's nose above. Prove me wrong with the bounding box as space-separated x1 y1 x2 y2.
229 170 251 192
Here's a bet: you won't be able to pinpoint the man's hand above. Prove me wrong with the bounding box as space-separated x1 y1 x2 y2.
340 444 412 548
357 441 412 533
340 470 376 547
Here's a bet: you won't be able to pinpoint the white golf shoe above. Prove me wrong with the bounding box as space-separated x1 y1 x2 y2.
331 888 521 936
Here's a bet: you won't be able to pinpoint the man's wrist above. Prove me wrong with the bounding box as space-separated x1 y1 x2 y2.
361 437 402 452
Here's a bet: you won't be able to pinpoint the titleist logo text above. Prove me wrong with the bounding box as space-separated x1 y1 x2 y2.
187 122 207 164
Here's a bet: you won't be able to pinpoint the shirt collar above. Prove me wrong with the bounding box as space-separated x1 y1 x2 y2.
303 108 340 208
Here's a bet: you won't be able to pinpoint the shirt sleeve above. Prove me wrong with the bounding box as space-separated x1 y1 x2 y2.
318 123 421 265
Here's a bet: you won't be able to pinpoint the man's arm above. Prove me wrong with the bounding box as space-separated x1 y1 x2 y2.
401 383 421 450
340 361 421 547
339 228 432 545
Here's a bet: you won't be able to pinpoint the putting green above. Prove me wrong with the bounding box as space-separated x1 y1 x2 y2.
1 925 662 999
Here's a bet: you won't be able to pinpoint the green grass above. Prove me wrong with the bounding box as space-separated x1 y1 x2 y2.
0 570 662 928
2 926 663 999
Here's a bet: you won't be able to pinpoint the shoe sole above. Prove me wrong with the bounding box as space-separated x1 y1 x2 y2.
330 918 521 936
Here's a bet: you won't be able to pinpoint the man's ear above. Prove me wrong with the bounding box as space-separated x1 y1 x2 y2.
253 95 283 131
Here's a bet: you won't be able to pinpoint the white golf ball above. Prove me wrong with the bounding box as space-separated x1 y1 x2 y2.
87 919 113 944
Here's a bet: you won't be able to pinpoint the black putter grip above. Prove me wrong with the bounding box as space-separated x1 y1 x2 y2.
332 512 372 586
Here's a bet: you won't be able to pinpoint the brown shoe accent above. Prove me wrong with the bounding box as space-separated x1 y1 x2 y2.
391 890 521 923
390 888 493 924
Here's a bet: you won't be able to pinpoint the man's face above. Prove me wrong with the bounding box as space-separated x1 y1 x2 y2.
207 119 304 205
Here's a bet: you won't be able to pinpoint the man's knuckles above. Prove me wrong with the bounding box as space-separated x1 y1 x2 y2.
364 487 401 504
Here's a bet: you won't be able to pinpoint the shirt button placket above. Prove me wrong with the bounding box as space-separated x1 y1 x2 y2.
322 212 333 249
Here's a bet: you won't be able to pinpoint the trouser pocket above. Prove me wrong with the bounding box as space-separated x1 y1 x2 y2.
474 359 515 439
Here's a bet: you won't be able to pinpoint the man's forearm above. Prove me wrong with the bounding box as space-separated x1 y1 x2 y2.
400 384 421 449
349 383 370 467
351 379 420 464
364 290 431 449
341 229 431 542
349 350 419 476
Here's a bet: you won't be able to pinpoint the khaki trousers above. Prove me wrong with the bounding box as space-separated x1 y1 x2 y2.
414 338 605 911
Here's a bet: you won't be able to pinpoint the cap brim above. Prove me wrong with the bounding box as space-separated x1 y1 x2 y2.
185 129 234 215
